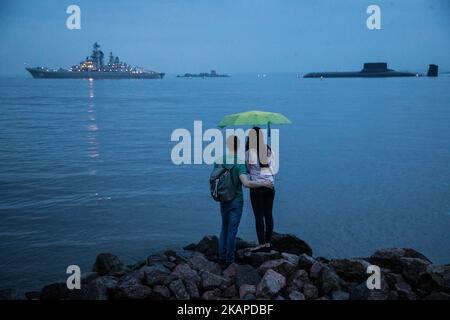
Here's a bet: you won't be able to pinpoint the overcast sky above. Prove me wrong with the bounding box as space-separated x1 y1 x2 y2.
0 0 449 75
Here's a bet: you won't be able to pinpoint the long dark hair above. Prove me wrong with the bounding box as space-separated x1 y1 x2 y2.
245 127 271 167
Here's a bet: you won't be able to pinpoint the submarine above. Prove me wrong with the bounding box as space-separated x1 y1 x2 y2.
303 63 438 78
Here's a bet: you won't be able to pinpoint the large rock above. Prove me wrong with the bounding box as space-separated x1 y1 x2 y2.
223 285 238 298
349 280 395 300
169 279 190 300
297 254 317 272
239 284 256 299
256 269 286 298
369 248 431 272
288 290 305 300
303 283 319 300
114 284 152 300
82 276 118 300
142 264 171 287
309 261 325 280
184 280 200 299
92 253 126 276
418 264 450 294
235 264 261 287
289 269 311 291
270 232 313 256
40 283 70 300
201 271 229 290
169 263 201 285
257 259 296 277
239 250 282 267
117 269 145 287
385 273 418 300
317 267 342 295
188 253 222 275
329 259 371 283
192 235 219 258
281 253 300 265
399 257 430 285
150 285 171 300
202 288 221 300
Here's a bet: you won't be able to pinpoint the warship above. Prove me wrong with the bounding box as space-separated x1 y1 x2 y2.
303 63 438 78
26 43 164 79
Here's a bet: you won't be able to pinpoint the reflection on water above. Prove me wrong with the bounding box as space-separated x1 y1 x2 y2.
86 80 100 172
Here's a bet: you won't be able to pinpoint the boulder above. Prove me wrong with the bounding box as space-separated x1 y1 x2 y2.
114 284 152 300
142 264 171 287
309 261 325 280
331 290 350 300
184 280 200 299
222 285 238 298
256 269 286 298
297 254 317 272
239 284 256 299
349 281 394 300
147 254 169 266
317 267 342 295
270 232 313 256
417 264 450 293
117 269 145 287
170 263 201 285
289 269 310 291
164 250 188 264
369 248 431 272
288 290 305 300
188 253 222 275
150 285 171 300
81 276 118 300
257 259 296 277
399 257 430 285
223 263 238 280
329 259 371 283
281 253 300 266
92 253 126 276
201 271 229 290
81 272 100 285
235 264 261 287
239 250 282 267
40 283 70 300
202 288 221 300
169 279 190 300
303 283 319 300
193 235 219 258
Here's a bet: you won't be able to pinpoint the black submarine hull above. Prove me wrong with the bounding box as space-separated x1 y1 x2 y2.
303 71 417 78
303 63 437 78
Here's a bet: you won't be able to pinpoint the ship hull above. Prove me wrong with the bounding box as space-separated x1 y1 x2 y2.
26 68 164 79
303 71 417 78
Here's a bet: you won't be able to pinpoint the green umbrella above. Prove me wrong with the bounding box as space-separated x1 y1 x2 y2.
218 110 292 142
218 110 292 128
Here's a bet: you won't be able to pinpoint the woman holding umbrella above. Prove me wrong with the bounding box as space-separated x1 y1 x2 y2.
246 127 276 250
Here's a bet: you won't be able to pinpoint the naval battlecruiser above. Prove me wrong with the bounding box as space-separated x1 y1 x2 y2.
303 63 438 78
26 43 164 79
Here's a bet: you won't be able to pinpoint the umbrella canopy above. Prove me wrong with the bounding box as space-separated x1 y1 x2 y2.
218 110 292 128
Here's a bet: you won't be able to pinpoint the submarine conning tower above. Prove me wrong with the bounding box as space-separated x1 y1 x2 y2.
427 64 438 77
361 62 392 73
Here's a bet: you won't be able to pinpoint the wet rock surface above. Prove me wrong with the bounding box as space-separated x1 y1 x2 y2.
15 234 449 300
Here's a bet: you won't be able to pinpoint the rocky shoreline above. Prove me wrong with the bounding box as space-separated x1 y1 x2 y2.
2 232 449 300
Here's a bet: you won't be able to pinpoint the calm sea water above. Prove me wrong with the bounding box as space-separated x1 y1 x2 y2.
1 74 449 293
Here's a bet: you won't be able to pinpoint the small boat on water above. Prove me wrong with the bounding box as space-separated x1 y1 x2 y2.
303 63 438 78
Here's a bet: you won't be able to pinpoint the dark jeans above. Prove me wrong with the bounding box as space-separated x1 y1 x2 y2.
219 198 243 264
250 186 275 245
